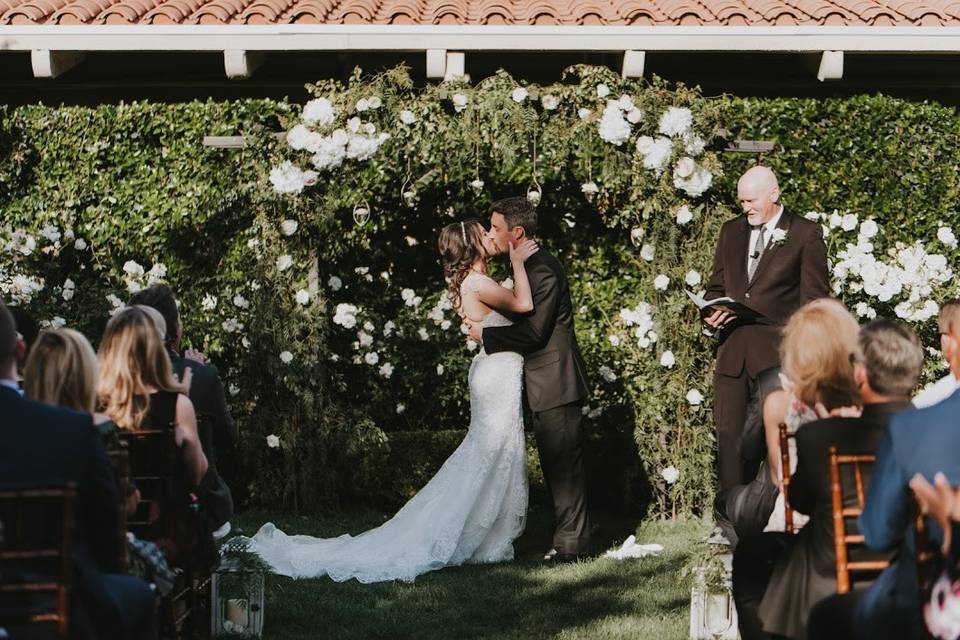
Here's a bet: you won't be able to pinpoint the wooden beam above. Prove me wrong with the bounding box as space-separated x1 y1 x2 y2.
224 49 266 79
817 50 844 81
30 50 85 79
621 50 645 79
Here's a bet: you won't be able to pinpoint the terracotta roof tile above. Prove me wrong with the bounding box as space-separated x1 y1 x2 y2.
3 0 960 25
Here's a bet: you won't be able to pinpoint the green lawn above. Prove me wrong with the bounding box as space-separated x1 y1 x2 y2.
235 508 706 640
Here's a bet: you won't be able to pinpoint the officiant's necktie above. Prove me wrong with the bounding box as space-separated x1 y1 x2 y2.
748 226 766 281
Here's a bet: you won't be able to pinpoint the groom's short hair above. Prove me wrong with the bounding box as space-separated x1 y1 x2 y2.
491 197 538 237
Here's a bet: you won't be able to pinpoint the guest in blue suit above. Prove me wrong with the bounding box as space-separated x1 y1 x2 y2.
855 300 960 640
0 299 156 640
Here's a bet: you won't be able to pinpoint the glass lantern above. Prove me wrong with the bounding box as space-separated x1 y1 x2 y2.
212 539 265 638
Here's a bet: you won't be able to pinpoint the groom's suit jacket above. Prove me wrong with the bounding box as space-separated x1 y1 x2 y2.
482 248 590 412
704 209 830 378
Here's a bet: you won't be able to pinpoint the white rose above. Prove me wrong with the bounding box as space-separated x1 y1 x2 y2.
630 228 644 245
355 98 370 112
399 109 417 125
686 389 704 405
626 108 643 124
228 383 240 396
367 96 382 109
617 94 633 110
276 255 293 271
609 334 621 347
279 351 294 364
280 220 298 236
660 350 676 368
74 238 88 251
201 294 217 311
466 339 478 351
654 274 670 291
661 466 680 485
541 95 559 110
295 289 310 305
578 108 593 120
511 87 528 103
364 352 379 365
771 228 787 244
266 434 280 448
685 270 701 286
674 157 696 179
938 226 958 249
640 244 655 262
658 106 693 137
841 214 858 231
676 206 694 225
396 403 406 414
596 83 610 98
233 294 249 309
599 365 617 382
123 260 144 277
379 362 394 378
327 275 342 290
859 219 879 239
452 93 469 112
418 327 429 341
441 319 451 330
302 98 335 126
436 363 445 375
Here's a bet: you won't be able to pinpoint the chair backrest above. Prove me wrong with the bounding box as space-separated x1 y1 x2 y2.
778 422 796 534
0 483 77 640
829 446 890 594
106 445 130 572
118 429 179 537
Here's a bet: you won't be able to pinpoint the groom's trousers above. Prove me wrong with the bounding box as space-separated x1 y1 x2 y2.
532 401 591 555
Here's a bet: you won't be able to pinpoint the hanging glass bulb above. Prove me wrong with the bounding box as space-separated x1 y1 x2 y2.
353 201 371 226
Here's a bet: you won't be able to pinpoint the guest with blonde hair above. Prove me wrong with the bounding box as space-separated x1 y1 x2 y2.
24 327 99 414
97 305 206 485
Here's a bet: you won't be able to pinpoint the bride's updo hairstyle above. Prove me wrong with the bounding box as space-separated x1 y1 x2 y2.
439 219 487 310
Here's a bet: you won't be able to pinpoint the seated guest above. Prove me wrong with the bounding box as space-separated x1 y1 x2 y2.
733 309 919 640
914 308 960 409
760 319 921 639
0 299 156 640
9 305 38 378
24 327 119 445
910 472 960 640
97 305 208 568
720 299 854 545
852 301 960 640
131 284 237 538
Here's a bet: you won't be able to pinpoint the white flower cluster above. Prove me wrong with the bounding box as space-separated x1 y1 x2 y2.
635 136 673 175
597 96 637 146
122 260 167 294
1 273 45 305
658 107 693 137
822 212 952 322
333 303 359 329
672 156 713 198
619 302 658 348
272 95 391 193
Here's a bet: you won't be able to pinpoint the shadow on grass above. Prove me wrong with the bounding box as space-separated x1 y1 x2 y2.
237 511 703 640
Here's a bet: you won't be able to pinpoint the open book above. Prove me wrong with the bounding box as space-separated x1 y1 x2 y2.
685 290 763 322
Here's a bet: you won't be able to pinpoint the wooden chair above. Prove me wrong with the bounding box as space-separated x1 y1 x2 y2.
0 483 77 640
829 447 890 593
119 429 200 640
107 445 130 572
778 422 796 533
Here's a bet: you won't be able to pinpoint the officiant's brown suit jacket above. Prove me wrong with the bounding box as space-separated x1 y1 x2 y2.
704 209 830 378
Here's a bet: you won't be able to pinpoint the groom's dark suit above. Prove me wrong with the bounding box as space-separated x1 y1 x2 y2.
705 209 829 489
482 248 592 555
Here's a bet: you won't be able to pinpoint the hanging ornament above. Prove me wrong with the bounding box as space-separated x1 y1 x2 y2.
581 154 598 203
402 188 418 208
526 131 542 206
470 139 484 195
353 200 371 226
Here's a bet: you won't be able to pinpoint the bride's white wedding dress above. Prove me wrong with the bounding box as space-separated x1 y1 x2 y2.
247 275 527 583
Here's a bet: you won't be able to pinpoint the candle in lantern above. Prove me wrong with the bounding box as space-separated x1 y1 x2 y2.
226 598 249 628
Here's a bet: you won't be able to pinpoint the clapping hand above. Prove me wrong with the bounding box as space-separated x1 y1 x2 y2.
184 348 208 365
509 239 539 264
911 472 960 553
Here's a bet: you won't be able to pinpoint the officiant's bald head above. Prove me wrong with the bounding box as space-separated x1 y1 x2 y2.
738 166 781 226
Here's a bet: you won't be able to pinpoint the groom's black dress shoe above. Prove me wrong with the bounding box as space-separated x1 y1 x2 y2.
553 552 581 564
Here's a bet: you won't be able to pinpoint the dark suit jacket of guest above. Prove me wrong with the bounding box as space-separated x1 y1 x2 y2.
756 401 908 639
856 389 960 640
704 210 830 378
482 248 590 412
169 350 236 529
0 386 124 639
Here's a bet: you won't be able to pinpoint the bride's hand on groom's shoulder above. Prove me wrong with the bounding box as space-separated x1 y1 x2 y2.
509 239 539 264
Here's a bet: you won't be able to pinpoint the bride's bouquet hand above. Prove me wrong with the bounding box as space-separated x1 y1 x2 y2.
509 239 539 264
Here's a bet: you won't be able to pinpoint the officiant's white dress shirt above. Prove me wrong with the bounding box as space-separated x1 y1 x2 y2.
747 205 784 275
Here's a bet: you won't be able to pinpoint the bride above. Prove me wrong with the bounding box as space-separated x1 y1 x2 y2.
246 219 540 583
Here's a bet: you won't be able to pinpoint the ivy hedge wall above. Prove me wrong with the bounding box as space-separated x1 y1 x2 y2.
2 70 958 519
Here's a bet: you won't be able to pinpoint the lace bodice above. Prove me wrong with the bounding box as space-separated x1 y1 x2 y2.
461 271 514 330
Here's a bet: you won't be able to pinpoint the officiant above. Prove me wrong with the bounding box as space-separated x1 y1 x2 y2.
703 166 829 490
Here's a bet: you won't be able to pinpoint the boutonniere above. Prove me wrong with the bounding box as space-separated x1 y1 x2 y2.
770 228 788 247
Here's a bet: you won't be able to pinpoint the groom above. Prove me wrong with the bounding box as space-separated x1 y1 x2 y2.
467 196 592 562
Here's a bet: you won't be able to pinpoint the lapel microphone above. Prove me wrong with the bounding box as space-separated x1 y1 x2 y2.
750 251 760 259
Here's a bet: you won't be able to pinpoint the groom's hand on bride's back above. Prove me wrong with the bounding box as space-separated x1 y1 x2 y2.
465 319 483 342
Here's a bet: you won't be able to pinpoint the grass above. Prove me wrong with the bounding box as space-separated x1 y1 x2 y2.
234 506 707 640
